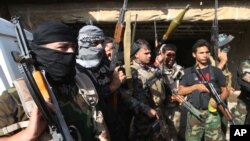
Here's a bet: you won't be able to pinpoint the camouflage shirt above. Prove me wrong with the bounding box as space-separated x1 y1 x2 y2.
0 84 97 141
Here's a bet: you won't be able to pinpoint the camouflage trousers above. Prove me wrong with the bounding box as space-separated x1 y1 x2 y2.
231 98 249 125
185 110 224 141
165 106 182 141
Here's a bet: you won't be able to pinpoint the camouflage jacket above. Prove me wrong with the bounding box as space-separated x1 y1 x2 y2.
0 84 97 141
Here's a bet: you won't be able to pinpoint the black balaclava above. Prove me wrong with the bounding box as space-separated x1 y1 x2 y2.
31 21 77 84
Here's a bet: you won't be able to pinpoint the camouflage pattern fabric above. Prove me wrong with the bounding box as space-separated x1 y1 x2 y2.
165 106 182 141
231 98 249 125
129 61 168 141
162 63 184 141
185 110 224 141
0 87 28 136
0 85 98 141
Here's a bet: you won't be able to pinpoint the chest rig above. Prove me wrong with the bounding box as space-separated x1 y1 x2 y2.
75 69 110 140
131 62 165 107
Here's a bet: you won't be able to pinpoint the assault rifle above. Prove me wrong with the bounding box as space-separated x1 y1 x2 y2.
145 69 205 122
195 66 235 125
171 89 204 122
108 0 128 111
154 20 158 48
210 0 219 65
110 0 128 71
11 17 73 141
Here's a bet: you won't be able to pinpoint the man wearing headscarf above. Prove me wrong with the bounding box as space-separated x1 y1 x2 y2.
76 25 127 141
0 21 103 141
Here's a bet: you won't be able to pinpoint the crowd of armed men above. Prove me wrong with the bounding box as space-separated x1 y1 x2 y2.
0 18 250 141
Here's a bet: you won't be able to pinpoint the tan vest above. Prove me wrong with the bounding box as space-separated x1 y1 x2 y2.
131 61 166 106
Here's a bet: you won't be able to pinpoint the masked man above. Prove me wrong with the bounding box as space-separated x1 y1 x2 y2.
0 21 105 141
76 25 127 141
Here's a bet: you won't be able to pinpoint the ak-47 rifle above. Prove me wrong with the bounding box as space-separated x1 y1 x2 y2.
157 4 190 48
11 17 73 141
210 0 219 65
154 20 158 48
110 0 128 71
195 66 236 125
109 0 128 111
171 89 204 122
210 0 233 88
146 69 205 122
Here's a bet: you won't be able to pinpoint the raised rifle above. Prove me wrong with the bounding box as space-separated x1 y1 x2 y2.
153 19 158 48
108 0 128 111
11 17 73 141
194 66 235 125
210 0 233 88
210 0 219 64
110 0 128 71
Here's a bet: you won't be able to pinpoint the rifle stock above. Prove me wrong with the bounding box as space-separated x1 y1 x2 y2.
11 17 73 141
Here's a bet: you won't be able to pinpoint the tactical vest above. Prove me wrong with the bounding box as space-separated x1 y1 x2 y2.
187 66 221 110
75 71 110 141
131 62 165 107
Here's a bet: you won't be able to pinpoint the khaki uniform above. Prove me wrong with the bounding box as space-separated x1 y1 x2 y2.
129 61 168 141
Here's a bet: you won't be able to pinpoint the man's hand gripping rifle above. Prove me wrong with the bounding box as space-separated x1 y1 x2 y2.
11 17 73 141
146 68 205 122
195 66 236 125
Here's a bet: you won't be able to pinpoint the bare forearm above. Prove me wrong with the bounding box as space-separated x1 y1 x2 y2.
178 85 197 96
217 60 227 70
0 128 37 141
220 87 229 101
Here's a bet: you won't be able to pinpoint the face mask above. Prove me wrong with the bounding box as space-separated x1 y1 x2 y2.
32 44 76 83
77 44 103 68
